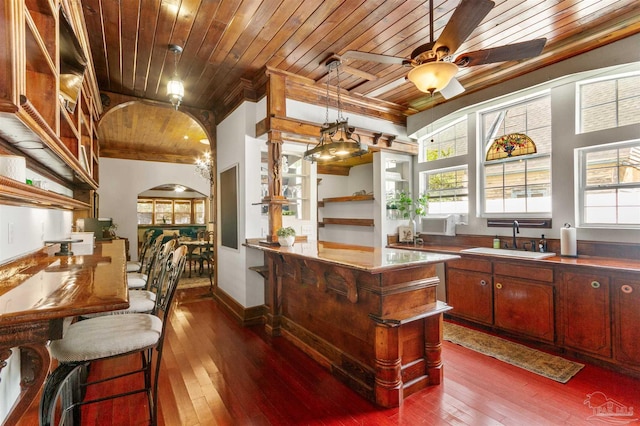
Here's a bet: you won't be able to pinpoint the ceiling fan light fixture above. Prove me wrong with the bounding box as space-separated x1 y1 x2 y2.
407 61 459 94
167 44 184 110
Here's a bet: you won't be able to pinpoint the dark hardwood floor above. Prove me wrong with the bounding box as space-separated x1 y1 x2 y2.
19 288 640 425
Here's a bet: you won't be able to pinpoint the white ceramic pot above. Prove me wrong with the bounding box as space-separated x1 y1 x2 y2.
278 235 295 247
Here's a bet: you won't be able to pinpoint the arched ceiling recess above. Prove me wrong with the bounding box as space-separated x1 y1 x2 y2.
98 100 211 164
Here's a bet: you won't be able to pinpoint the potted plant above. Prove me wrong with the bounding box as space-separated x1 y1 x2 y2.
276 226 296 247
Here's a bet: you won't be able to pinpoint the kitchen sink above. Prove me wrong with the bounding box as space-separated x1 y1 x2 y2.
460 247 556 259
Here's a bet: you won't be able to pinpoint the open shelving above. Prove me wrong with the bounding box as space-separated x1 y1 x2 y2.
0 0 102 212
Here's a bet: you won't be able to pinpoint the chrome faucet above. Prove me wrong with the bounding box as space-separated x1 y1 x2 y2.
512 220 520 249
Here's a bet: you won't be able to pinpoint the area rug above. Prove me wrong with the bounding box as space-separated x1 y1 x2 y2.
177 275 211 289
443 322 584 383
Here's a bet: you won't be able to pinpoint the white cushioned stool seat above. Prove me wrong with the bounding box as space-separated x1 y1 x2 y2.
126 261 141 272
127 272 148 289
50 314 162 363
82 291 156 318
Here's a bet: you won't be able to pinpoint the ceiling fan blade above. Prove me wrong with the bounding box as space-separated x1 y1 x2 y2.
439 77 465 99
341 50 406 65
454 38 547 67
433 0 495 57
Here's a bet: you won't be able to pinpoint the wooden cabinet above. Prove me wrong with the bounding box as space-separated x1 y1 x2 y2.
493 261 555 343
560 271 611 358
0 0 101 211
494 276 555 343
446 257 555 343
446 258 493 325
445 252 640 375
612 278 640 367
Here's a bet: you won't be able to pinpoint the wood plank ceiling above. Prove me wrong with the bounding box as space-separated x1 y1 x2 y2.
83 0 640 163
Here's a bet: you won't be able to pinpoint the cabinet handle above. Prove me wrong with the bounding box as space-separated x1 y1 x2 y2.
621 284 633 294
496 283 503 289
480 280 487 286
591 281 600 289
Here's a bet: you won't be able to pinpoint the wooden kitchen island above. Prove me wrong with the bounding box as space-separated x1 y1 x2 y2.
246 240 458 408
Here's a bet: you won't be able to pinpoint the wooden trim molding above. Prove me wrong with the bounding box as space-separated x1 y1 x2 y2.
213 287 265 327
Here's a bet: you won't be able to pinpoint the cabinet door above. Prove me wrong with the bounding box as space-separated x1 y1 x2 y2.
613 279 640 366
446 269 493 325
494 276 555 343
561 271 611 358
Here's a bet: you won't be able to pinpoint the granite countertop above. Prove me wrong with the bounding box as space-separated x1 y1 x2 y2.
245 240 459 273
389 243 640 274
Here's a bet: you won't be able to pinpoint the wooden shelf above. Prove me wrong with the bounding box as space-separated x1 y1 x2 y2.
319 218 375 227
0 0 101 212
248 265 269 279
0 176 90 210
320 194 374 205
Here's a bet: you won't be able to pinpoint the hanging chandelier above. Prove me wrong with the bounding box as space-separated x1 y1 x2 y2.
167 44 184 110
303 60 368 163
195 151 213 182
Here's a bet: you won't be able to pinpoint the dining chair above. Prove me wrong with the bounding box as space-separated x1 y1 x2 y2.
198 230 215 290
184 230 206 277
39 245 187 426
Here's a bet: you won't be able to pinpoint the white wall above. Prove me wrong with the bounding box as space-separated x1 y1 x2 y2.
217 102 260 307
318 163 375 247
0 205 72 262
98 158 210 261
0 187 73 423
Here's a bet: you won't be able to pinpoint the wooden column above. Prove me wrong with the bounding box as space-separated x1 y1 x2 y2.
263 72 288 244
424 313 445 385
373 322 403 408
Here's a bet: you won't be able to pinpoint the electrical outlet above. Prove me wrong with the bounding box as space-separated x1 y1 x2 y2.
7 223 14 244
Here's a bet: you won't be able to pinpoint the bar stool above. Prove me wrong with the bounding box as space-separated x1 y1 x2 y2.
126 229 154 273
128 235 163 289
84 239 176 317
39 245 187 426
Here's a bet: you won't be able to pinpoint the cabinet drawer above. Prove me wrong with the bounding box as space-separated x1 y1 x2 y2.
447 257 492 273
494 261 554 283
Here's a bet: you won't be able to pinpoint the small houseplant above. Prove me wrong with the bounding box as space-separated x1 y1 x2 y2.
276 226 296 247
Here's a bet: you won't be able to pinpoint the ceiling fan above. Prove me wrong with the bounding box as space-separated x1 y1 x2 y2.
340 0 547 99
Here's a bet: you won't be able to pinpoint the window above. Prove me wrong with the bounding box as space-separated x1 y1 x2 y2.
419 117 467 162
578 73 640 133
137 200 153 225
174 200 192 224
480 93 552 215
419 166 468 215
194 199 205 224
137 198 206 225
154 200 173 224
578 141 640 227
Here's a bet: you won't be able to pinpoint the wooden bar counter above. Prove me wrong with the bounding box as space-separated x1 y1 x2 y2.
246 240 458 408
0 239 128 425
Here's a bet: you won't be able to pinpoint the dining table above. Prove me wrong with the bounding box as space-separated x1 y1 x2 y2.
180 239 212 277
0 239 129 426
